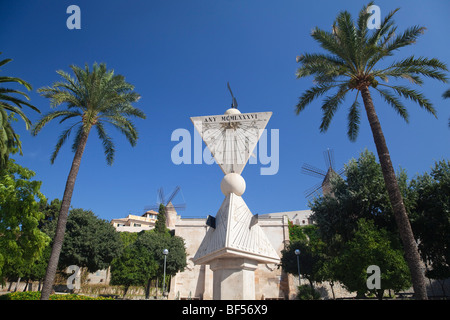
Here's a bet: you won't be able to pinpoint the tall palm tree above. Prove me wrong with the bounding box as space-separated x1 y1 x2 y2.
32 63 146 300
0 52 40 169
295 3 448 299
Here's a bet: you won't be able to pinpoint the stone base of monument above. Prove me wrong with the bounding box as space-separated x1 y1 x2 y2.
210 258 258 300
193 192 280 300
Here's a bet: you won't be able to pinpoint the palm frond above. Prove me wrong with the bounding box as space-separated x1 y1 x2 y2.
0 76 33 91
0 88 31 100
377 56 449 84
443 89 450 99
319 84 350 132
102 115 139 147
335 10 359 69
95 121 115 165
380 84 436 117
295 83 339 114
356 2 373 45
367 8 399 47
347 94 361 141
310 28 357 74
384 25 426 52
0 57 13 68
32 110 81 136
50 122 81 164
375 87 409 122
0 101 32 129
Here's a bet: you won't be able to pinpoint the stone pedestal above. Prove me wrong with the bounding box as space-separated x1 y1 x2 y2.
210 258 258 300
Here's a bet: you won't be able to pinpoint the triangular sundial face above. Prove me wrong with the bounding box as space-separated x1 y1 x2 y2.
193 193 280 265
190 111 272 175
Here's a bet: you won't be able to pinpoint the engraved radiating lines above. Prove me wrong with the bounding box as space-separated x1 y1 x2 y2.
228 196 275 258
191 112 272 175
193 194 279 263
230 201 250 250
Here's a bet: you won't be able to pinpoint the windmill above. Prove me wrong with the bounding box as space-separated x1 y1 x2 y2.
144 186 186 228
301 148 344 199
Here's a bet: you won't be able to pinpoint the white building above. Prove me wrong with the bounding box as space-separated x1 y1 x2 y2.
110 210 159 233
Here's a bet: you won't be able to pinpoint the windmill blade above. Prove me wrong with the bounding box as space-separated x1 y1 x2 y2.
144 205 159 212
304 182 323 199
166 186 180 205
337 167 345 177
168 203 186 211
301 163 327 178
323 148 335 170
158 187 166 206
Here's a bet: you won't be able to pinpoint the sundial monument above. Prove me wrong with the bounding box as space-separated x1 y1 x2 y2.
191 84 280 300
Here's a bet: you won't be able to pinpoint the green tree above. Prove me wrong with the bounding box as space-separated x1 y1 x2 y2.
28 245 51 291
110 244 158 298
0 160 50 283
294 2 448 299
32 63 146 300
134 230 187 294
39 199 61 229
311 150 412 243
332 219 411 299
410 160 450 295
60 209 123 273
280 225 326 292
0 53 40 169
135 230 187 277
155 203 168 234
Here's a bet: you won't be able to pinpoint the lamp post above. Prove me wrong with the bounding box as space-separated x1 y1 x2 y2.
162 249 169 297
295 249 301 285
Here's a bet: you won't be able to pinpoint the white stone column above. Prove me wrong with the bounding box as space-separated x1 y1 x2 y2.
209 258 258 300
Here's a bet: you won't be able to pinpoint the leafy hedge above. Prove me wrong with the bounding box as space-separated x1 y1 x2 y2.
0 291 114 300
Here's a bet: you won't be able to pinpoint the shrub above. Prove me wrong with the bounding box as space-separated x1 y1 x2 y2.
0 291 114 300
297 285 321 300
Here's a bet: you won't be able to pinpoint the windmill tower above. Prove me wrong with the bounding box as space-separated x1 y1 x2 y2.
145 186 186 229
301 148 344 198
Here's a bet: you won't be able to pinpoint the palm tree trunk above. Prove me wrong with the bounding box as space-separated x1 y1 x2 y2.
40 128 91 300
360 87 428 300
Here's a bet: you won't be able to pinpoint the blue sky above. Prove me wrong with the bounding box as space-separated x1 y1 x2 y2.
1 0 449 222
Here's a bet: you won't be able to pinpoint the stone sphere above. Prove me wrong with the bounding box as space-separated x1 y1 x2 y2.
224 108 241 115
220 173 246 196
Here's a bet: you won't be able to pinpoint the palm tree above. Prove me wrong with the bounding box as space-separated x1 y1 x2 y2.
295 3 448 299
0 52 40 169
443 89 450 127
32 63 146 300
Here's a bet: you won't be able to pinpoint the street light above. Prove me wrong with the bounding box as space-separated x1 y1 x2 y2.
295 249 301 285
162 249 169 297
